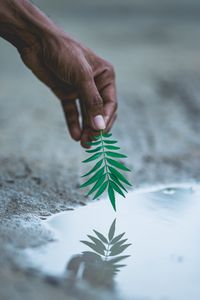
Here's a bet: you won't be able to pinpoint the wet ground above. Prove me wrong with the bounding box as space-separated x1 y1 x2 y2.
23 185 200 300
0 0 200 299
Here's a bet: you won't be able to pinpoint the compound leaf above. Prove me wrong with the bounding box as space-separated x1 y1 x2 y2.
107 158 131 172
108 184 116 211
93 180 108 200
105 152 127 158
105 145 120 150
82 152 102 163
110 181 126 198
103 140 118 145
109 174 128 192
86 146 102 153
86 174 106 196
80 167 104 188
108 166 132 186
81 159 103 178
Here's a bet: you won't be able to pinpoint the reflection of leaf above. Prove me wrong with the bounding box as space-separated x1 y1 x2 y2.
110 232 125 244
93 230 108 244
110 244 131 256
108 255 130 264
108 219 116 241
82 251 102 260
110 239 128 252
87 235 106 250
81 241 105 255
77 219 131 289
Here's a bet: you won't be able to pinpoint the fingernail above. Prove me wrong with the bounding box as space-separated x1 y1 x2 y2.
93 115 106 130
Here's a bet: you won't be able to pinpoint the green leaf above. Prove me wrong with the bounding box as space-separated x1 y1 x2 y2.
103 140 118 145
110 232 125 244
86 140 101 146
93 180 108 200
110 244 131 256
105 145 120 150
102 133 112 138
107 158 131 171
87 174 106 196
93 230 108 244
110 239 128 252
81 130 132 211
87 235 106 250
109 174 128 192
82 152 102 163
93 135 101 140
108 184 116 211
86 146 102 153
80 241 105 255
81 159 103 178
108 166 132 186
105 152 127 158
108 219 116 241
80 167 104 188
110 181 126 198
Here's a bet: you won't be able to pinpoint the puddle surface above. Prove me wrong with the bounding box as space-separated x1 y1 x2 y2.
24 184 200 300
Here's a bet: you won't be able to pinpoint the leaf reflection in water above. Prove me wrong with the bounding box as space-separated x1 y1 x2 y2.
66 219 131 289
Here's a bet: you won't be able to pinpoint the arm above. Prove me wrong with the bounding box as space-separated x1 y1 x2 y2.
0 0 117 147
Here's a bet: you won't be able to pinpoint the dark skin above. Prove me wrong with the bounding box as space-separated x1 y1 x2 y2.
0 0 117 148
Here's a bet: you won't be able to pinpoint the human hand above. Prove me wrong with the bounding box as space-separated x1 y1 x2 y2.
20 31 117 148
0 0 117 148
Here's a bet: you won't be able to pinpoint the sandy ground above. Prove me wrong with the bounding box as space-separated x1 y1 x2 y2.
0 0 200 299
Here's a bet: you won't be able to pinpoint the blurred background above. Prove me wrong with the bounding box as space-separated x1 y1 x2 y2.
0 0 200 185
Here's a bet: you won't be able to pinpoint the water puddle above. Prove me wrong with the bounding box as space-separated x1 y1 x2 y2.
24 184 200 300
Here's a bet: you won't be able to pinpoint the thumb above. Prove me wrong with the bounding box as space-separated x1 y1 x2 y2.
79 77 106 131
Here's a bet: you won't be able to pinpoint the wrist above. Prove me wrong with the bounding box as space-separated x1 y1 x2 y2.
0 0 60 50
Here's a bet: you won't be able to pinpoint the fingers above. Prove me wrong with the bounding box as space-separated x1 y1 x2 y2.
100 82 117 128
79 77 106 131
61 99 81 141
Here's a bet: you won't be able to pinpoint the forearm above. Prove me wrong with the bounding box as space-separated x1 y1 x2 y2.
0 0 60 50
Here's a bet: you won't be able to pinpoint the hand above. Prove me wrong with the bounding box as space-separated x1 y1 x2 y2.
19 32 117 148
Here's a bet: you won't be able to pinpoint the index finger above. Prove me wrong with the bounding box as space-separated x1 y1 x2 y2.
100 82 118 127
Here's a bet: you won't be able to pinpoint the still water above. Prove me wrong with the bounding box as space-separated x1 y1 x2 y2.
24 184 200 300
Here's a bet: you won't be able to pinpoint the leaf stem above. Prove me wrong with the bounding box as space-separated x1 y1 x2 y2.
104 241 111 261
100 131 110 183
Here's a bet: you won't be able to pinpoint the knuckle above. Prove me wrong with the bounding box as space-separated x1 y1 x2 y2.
87 95 103 113
103 62 115 79
93 95 103 107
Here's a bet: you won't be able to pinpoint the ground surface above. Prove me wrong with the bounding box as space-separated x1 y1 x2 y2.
0 0 200 299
